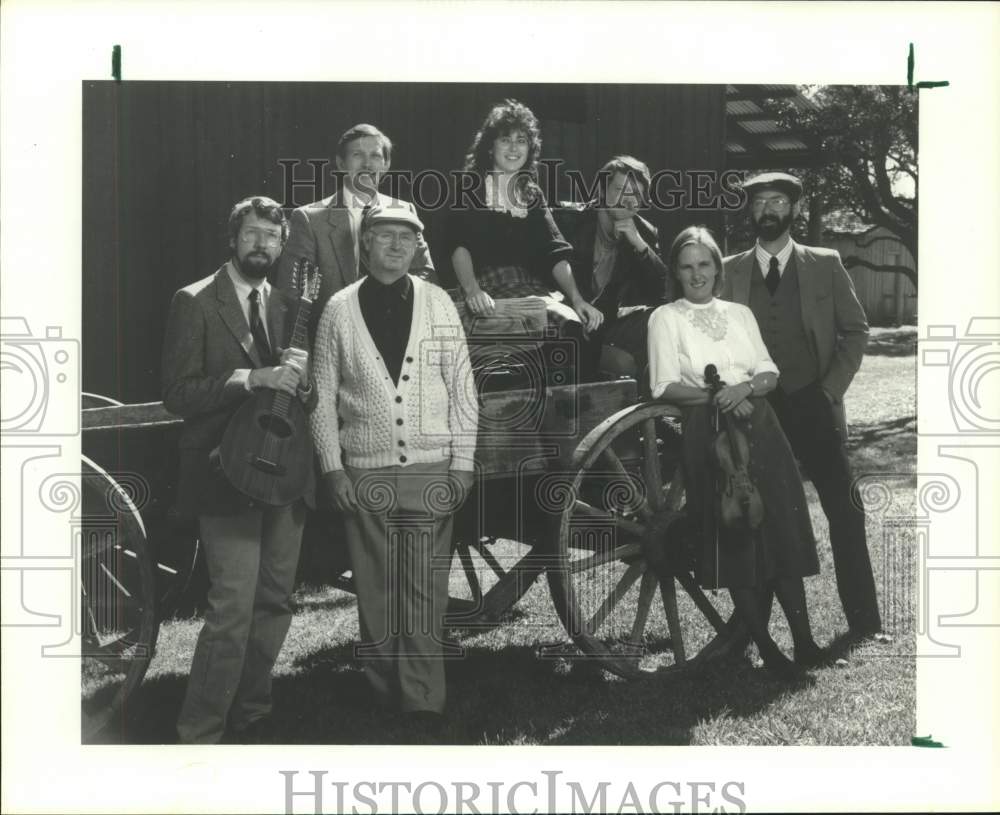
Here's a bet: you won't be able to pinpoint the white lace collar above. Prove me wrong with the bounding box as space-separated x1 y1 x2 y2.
484 174 528 218
676 297 727 340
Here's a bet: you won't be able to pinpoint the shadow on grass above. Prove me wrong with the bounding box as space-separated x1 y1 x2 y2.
845 416 917 451
864 328 916 358
88 640 812 746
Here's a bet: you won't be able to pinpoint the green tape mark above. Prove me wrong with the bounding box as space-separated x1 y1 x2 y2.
912 734 945 748
908 43 950 90
112 44 122 82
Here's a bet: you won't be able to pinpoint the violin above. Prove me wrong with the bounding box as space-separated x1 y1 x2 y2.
704 364 764 530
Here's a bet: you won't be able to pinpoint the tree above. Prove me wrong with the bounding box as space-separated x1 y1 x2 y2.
767 85 918 288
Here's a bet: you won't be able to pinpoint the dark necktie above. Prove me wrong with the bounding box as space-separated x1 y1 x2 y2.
248 288 272 362
358 203 372 278
765 255 781 296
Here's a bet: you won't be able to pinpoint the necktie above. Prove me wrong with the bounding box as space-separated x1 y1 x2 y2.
765 255 781 296
248 288 272 362
358 203 372 279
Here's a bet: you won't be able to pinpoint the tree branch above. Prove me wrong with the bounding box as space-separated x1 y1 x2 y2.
872 143 915 223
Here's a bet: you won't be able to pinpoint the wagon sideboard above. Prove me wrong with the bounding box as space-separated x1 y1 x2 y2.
82 379 641 481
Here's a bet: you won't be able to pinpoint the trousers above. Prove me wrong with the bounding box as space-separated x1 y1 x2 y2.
768 382 881 632
176 501 305 743
343 460 456 713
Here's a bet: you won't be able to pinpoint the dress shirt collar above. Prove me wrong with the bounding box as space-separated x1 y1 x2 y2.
226 260 270 303
754 237 795 276
343 186 379 212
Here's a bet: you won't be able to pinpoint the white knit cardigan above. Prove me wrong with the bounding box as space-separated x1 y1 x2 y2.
310 276 479 472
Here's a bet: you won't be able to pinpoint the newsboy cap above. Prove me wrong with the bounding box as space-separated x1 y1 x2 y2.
742 171 803 201
361 203 424 233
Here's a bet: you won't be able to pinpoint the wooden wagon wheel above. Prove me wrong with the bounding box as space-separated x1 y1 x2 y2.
545 401 734 677
80 456 158 739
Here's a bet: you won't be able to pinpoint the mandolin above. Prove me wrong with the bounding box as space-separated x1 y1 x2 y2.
218 259 322 506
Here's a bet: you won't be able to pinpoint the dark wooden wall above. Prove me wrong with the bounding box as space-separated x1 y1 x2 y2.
83 81 726 402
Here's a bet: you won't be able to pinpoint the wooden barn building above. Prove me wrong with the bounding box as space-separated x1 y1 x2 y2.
823 217 917 326
83 81 731 403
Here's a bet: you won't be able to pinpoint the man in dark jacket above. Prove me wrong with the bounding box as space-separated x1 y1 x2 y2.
162 196 317 743
555 155 671 382
723 171 882 642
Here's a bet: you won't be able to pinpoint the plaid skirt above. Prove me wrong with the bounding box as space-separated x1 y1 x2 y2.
452 264 582 337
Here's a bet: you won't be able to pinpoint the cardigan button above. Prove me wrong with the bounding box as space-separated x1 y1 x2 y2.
395 396 403 403
405 356 413 363
399 455 407 463
401 374 410 381
396 418 404 426
398 440 405 447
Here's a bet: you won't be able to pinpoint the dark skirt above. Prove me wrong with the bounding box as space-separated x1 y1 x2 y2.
681 398 819 589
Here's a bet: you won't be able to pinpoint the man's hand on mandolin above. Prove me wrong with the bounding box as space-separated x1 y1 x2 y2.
278 346 310 388
248 364 300 395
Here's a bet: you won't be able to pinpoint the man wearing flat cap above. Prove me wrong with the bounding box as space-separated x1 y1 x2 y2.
310 205 478 730
721 171 882 641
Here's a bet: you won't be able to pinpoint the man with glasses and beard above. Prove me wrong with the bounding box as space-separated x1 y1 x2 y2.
721 172 884 647
162 196 316 743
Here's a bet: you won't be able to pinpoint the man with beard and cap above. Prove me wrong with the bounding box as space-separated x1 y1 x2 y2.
162 195 317 743
721 172 883 645
277 123 436 344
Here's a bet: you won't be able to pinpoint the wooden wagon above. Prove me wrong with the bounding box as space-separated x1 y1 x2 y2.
80 369 735 739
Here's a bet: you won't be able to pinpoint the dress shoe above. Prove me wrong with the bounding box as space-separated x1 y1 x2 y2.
847 625 891 644
227 716 275 744
399 710 446 743
795 642 847 669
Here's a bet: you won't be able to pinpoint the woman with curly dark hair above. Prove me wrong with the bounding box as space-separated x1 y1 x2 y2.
447 99 603 357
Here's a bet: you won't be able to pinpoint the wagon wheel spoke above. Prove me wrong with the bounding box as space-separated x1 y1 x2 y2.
672 568 728 634
659 575 686 664
587 561 643 635
642 418 666 512
570 542 641 574
471 540 507 581
571 499 645 539
456 543 482 604
600 446 651 521
628 569 657 646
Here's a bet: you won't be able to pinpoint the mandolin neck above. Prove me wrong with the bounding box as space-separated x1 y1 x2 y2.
270 296 312 415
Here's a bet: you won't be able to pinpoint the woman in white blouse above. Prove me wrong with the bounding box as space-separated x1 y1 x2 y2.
648 226 829 678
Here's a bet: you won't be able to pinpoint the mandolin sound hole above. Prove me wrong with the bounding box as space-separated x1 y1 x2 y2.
257 413 293 438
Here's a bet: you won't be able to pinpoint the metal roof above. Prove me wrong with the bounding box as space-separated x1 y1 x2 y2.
725 85 827 169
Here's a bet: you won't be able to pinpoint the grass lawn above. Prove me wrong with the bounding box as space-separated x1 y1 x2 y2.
94 327 917 746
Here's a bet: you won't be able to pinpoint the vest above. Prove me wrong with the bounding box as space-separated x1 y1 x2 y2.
748 252 819 394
